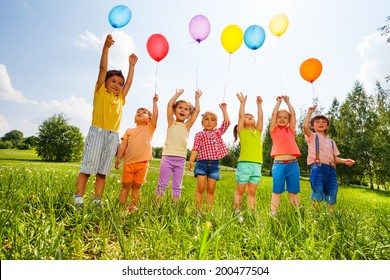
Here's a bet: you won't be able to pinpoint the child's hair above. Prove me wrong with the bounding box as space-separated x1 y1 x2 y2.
278 109 290 118
233 113 254 142
201 111 218 121
233 125 239 142
137 107 153 119
310 114 330 133
105 70 125 82
173 100 195 115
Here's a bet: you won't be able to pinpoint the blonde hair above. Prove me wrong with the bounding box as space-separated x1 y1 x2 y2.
278 109 290 118
201 111 218 121
173 100 195 115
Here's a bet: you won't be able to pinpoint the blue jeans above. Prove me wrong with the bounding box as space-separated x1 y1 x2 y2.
310 163 338 204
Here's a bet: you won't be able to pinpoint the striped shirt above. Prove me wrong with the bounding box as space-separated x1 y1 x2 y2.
192 121 230 160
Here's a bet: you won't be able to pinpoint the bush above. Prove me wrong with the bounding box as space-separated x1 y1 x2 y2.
36 114 84 162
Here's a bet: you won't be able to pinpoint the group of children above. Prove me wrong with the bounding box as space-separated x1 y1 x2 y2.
74 34 356 215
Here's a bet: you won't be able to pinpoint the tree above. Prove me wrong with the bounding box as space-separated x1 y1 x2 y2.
262 119 273 175
378 16 390 82
1 130 23 148
36 114 84 162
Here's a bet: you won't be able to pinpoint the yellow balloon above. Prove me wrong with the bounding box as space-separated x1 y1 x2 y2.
221 24 243 54
269 14 289 36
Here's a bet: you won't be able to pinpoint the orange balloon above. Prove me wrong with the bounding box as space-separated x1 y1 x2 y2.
299 58 322 83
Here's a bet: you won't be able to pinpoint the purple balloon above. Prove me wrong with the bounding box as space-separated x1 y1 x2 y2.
189 15 211 43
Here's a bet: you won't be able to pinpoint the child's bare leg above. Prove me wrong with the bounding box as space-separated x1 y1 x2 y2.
75 173 90 196
288 192 300 209
205 178 217 211
234 184 246 211
270 193 281 214
94 173 106 199
119 182 132 208
129 183 142 211
195 176 207 211
246 182 258 210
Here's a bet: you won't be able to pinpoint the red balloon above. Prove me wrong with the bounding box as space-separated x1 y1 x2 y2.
146 34 169 62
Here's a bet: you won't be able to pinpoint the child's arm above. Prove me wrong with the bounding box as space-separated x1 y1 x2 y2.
115 139 127 169
97 34 114 90
303 106 316 138
236 92 246 134
188 150 198 171
283 95 296 131
186 89 202 130
270 96 282 132
256 96 263 133
121 53 138 100
335 157 356 167
220 102 229 122
167 89 184 126
151 94 159 128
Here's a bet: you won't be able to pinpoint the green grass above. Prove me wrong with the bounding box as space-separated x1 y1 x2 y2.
0 149 389 260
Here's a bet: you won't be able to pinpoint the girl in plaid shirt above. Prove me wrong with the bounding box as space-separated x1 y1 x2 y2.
189 103 230 213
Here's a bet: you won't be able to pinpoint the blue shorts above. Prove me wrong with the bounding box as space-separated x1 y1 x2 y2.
272 160 300 194
309 163 338 204
235 162 262 184
194 160 220 180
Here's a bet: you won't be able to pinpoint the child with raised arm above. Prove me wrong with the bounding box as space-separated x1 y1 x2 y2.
270 96 301 216
303 106 355 210
233 93 263 213
188 103 230 213
115 94 159 212
155 89 202 204
74 34 138 211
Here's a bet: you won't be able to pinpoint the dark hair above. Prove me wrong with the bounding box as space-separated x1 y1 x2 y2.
233 124 238 143
310 114 330 133
105 70 124 82
173 100 195 115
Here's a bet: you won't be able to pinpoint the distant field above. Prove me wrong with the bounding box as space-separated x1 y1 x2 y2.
0 149 389 260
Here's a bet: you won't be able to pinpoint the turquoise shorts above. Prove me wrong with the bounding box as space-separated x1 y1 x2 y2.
235 162 262 184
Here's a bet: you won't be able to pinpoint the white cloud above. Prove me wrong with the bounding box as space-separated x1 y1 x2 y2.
357 32 390 93
0 114 10 135
0 64 28 103
76 30 136 72
39 95 93 135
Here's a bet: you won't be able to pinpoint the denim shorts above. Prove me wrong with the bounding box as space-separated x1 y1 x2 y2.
310 163 338 204
272 160 300 193
194 160 220 180
235 162 262 184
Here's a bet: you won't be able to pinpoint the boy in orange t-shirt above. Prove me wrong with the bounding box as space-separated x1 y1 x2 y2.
115 94 159 212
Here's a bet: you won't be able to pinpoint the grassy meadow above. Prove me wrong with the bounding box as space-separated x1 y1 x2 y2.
0 149 389 260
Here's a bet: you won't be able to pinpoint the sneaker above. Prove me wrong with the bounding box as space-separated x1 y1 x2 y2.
75 203 84 213
234 210 241 216
93 199 102 210
270 211 277 218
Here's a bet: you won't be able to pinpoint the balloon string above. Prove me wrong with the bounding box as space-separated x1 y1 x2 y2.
253 50 257 94
312 83 318 106
196 43 200 90
278 37 283 95
223 54 231 102
154 62 159 94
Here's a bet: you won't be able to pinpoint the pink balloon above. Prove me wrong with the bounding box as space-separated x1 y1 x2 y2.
189 15 211 43
146 34 169 62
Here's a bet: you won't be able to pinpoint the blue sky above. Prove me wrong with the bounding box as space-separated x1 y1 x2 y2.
0 0 389 148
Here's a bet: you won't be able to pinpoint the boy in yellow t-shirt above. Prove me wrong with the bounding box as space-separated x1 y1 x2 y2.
115 94 159 212
74 34 138 211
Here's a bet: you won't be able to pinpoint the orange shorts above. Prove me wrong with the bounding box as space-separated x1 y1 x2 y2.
121 161 149 185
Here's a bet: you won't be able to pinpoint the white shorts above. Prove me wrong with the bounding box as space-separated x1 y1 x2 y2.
80 126 119 176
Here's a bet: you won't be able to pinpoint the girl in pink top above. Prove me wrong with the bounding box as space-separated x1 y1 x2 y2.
270 96 301 216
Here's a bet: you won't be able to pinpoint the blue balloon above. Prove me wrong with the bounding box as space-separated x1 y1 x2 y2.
108 5 132 28
244 25 266 50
